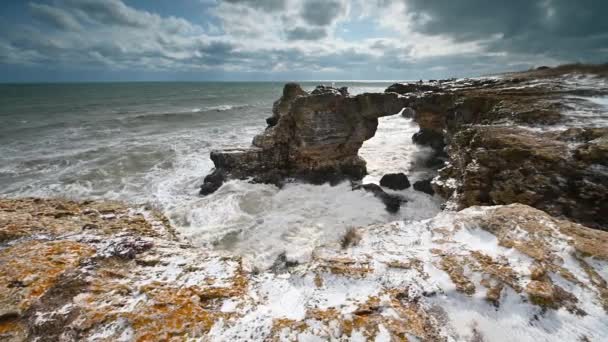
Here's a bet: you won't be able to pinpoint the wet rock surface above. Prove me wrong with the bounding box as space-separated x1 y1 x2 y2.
200 84 408 193
386 64 608 230
352 183 406 213
413 178 435 195
1 198 607 341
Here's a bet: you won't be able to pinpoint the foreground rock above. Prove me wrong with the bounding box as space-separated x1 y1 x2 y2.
1 198 607 341
386 64 608 229
200 84 407 193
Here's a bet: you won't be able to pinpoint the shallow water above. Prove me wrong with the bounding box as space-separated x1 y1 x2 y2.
0 81 441 268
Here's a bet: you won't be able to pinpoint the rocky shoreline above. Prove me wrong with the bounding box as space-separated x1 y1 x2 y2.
203 64 608 230
1 64 608 341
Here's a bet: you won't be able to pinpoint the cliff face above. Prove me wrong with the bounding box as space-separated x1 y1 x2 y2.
201 65 607 229
386 65 608 230
1 198 607 341
200 84 408 194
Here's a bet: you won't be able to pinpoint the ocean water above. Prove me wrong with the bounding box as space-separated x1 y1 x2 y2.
0 82 441 268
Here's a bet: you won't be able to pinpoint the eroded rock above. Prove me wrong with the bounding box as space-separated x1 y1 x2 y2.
434 126 608 229
0 199 607 341
387 65 608 229
200 84 407 193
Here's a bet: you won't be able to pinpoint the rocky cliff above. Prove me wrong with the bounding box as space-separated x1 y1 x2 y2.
2 64 608 341
1 198 607 341
201 64 608 230
386 64 608 230
200 84 408 194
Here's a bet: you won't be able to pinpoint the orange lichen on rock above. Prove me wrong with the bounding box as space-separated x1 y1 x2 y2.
128 286 232 341
0 318 27 342
439 255 476 295
0 197 175 243
0 240 94 316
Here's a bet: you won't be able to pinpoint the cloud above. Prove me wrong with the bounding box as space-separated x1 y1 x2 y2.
222 0 285 12
285 27 327 40
29 3 81 31
301 0 345 26
384 0 608 61
1 0 606 81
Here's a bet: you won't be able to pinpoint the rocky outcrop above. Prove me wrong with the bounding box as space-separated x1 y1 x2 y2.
1 198 607 341
200 84 408 193
386 64 608 230
379 172 410 190
434 126 608 229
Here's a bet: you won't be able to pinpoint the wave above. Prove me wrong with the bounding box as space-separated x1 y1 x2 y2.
197 104 251 112
131 104 251 121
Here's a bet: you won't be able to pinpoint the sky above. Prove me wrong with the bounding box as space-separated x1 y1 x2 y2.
0 0 606 82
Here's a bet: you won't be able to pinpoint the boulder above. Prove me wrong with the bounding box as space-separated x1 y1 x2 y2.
413 178 435 195
379 173 411 190
201 84 407 194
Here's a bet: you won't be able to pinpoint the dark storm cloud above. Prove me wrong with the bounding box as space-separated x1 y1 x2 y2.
285 27 327 41
301 0 343 26
29 3 81 31
400 0 608 61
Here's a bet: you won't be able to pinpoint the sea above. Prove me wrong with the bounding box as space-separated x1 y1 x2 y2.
0 82 442 268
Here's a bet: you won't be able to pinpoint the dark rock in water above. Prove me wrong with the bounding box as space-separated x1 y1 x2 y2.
412 128 445 151
201 83 408 191
199 169 225 195
379 173 411 190
536 66 551 70
353 183 406 213
413 178 435 195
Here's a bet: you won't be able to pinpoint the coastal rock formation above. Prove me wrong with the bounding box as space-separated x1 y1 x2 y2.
200 84 408 193
1 198 607 341
386 64 608 229
379 172 410 190
435 126 608 229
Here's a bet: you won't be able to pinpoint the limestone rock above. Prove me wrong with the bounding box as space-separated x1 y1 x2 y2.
200 84 407 193
1 199 607 341
435 126 608 230
389 64 608 230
